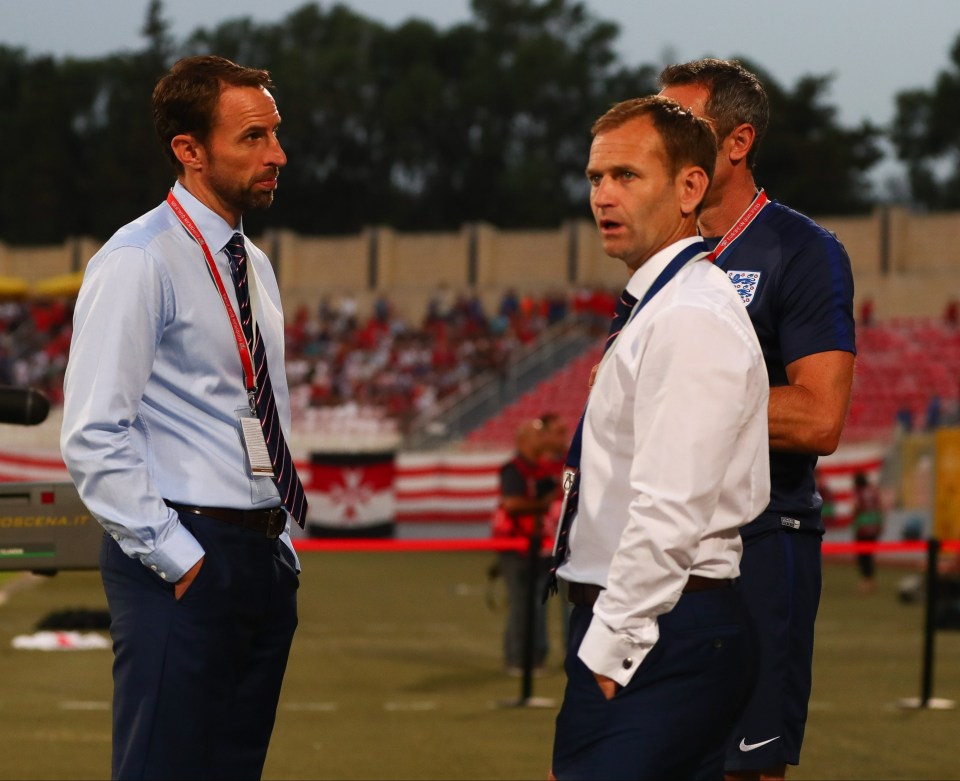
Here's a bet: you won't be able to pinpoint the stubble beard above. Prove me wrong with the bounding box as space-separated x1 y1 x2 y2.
210 169 278 216
231 180 275 214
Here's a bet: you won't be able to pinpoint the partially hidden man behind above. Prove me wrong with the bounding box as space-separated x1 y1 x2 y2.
61 56 305 780
659 59 856 781
549 96 770 779
491 419 559 675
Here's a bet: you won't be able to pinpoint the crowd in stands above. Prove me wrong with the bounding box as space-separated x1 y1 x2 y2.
0 285 624 435
277 286 620 433
0 297 74 405
10 287 959 446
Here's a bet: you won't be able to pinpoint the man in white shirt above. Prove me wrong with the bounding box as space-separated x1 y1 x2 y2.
549 95 770 779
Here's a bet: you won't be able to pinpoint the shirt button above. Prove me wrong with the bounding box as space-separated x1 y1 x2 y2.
150 565 157 571
622 658 634 670
112 533 120 540
159 572 167 580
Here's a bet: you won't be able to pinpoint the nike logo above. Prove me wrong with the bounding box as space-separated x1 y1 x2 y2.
739 736 780 752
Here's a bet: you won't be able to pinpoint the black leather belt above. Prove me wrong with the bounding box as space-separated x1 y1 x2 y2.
165 501 286 539
566 575 734 606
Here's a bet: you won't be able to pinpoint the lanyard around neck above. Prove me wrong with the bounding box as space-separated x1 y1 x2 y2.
706 189 768 264
165 190 256 396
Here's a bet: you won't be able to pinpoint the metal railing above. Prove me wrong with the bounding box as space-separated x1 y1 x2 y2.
404 319 593 451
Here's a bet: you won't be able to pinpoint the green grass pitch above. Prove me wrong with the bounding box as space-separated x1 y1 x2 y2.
0 554 958 779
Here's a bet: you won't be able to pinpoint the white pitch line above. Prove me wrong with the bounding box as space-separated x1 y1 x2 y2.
281 702 339 712
383 701 438 712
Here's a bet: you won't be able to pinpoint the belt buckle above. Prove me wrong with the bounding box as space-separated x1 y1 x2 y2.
265 508 286 539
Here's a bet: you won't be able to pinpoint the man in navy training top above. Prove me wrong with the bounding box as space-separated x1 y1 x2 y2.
660 58 856 781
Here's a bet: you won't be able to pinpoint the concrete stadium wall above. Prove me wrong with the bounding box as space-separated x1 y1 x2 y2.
4 206 960 321
274 228 370 315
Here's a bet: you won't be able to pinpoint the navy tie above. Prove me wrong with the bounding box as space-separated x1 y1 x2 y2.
227 233 308 527
548 288 638 591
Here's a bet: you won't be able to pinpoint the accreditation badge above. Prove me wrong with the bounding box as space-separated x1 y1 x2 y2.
551 468 577 557
238 409 275 476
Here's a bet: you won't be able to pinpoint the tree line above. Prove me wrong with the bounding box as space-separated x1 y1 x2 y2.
0 0 955 245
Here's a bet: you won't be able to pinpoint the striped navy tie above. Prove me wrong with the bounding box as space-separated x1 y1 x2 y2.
227 233 308 527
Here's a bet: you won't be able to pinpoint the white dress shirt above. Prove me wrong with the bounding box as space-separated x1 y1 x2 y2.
558 236 770 686
61 182 298 583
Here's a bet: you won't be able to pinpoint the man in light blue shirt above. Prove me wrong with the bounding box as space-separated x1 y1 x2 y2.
61 55 303 780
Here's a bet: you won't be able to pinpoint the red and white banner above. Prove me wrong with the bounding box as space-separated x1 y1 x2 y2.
392 451 504 523
0 449 506 526
306 454 395 528
0 445 884 527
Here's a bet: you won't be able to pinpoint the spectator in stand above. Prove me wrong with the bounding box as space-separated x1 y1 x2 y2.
852 472 884 594
544 289 569 325
944 299 959 328
859 297 875 327
425 282 455 324
491 419 560 675
340 292 359 329
463 290 488 334
498 288 520 320
373 293 391 324
926 395 942 430
895 405 913 433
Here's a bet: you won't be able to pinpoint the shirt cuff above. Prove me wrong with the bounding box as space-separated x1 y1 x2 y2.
138 520 205 583
578 613 659 687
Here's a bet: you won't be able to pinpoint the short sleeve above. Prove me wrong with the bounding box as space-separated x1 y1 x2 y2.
778 231 856 365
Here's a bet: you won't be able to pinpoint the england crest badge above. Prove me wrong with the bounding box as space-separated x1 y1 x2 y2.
726 270 762 306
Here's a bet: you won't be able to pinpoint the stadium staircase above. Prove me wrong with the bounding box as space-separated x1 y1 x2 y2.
403 320 596 450
440 317 960 450
461 345 601 448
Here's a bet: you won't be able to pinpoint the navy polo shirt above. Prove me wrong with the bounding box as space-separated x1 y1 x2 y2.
705 199 856 536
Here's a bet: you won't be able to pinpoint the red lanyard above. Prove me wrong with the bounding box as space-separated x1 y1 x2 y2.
165 190 256 399
706 189 768 263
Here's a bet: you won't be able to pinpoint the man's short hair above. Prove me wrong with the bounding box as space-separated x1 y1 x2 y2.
153 55 274 173
592 95 717 183
657 58 769 169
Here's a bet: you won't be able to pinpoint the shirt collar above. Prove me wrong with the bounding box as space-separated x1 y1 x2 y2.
624 236 706 301
171 181 245 256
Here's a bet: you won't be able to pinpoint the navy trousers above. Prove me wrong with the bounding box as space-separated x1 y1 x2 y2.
99 512 299 780
552 585 757 781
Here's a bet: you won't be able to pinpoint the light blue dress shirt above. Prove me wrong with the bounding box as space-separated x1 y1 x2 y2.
61 182 297 582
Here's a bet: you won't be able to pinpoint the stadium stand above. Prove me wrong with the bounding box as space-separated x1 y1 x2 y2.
845 318 960 442
4 287 959 449
462 346 600 449
0 297 74 406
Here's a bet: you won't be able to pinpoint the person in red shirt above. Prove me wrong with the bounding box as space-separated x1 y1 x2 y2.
491 419 559 674
852 472 884 594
